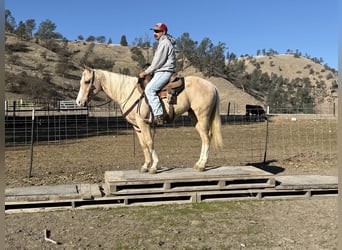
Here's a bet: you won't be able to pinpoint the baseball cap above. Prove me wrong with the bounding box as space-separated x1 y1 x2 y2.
150 23 168 33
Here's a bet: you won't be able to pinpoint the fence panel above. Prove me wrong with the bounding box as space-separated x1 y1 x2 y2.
5 104 337 185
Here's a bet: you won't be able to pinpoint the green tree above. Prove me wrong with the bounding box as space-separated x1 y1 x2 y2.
93 58 114 71
5 9 16 32
96 36 106 43
195 37 211 72
131 47 146 68
120 35 128 46
86 35 95 42
133 34 151 48
176 32 197 70
224 59 246 83
35 19 59 40
15 21 26 40
25 19 36 37
206 41 226 77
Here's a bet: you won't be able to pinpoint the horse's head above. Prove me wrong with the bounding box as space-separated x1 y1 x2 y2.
76 66 101 107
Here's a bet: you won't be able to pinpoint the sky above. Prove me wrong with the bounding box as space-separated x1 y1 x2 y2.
5 0 339 69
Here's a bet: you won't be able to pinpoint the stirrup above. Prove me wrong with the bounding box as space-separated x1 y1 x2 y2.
153 115 164 125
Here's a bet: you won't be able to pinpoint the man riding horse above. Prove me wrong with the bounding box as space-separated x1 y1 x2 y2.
139 22 176 125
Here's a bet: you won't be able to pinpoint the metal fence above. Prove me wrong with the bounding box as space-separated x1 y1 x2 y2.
4 100 337 175
4 99 337 145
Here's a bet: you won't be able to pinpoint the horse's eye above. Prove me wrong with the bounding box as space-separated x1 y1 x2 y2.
84 80 91 84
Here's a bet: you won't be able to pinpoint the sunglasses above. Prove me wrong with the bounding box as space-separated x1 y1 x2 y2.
154 30 163 33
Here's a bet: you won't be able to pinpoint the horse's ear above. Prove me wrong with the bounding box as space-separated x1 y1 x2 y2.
83 64 92 71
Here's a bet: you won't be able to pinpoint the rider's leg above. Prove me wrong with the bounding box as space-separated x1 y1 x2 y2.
145 71 173 117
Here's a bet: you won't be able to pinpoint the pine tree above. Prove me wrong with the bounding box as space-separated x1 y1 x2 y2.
120 35 128 46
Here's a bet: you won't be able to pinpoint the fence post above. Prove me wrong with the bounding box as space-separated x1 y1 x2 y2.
13 101 16 117
333 102 336 116
227 102 230 116
28 108 35 178
263 116 269 163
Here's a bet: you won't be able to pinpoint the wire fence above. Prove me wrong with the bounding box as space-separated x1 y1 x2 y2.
4 100 337 176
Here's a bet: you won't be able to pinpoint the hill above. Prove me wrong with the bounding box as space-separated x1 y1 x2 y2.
5 33 337 114
241 54 338 113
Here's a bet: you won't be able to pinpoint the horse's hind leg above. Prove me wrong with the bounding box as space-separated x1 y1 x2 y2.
193 119 210 171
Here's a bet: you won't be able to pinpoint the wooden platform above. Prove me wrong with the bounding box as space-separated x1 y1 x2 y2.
104 166 275 196
5 167 338 213
103 167 337 205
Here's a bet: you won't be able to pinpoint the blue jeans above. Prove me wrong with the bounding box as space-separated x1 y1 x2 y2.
145 71 173 117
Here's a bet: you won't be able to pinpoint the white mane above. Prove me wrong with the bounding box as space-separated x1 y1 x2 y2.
99 70 138 103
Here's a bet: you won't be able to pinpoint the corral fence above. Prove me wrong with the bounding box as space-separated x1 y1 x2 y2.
5 99 337 172
5 99 336 146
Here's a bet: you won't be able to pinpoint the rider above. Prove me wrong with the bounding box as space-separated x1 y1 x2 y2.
139 22 176 125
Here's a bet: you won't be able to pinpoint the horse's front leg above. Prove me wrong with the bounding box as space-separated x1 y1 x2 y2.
135 127 160 174
135 131 152 173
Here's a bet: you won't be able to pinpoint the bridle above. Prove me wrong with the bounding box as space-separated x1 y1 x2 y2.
84 69 96 101
82 69 145 121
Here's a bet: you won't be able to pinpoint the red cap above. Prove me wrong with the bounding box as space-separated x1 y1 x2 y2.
150 23 168 33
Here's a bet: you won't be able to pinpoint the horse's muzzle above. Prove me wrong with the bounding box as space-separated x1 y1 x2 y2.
76 99 87 107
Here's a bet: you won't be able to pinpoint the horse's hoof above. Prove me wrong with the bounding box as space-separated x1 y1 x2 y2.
194 164 205 172
149 168 157 174
196 167 205 172
140 167 148 173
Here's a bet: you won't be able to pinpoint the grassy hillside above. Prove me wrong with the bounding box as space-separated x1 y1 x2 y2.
241 54 337 113
5 33 337 114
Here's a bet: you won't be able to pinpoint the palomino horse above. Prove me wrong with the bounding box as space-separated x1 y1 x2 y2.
76 67 223 174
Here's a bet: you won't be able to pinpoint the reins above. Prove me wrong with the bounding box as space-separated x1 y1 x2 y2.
90 100 112 108
119 83 145 119
121 93 144 118
120 85 138 110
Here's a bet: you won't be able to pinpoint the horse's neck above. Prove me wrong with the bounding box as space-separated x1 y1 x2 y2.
99 70 138 106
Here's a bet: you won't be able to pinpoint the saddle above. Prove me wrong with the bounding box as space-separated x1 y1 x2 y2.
137 73 185 105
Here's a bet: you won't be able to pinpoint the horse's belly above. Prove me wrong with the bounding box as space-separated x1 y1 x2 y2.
162 95 189 115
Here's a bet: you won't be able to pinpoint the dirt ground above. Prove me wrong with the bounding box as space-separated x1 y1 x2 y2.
5 119 338 249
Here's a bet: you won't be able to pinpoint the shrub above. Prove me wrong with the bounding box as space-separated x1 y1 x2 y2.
93 58 115 71
326 73 333 80
6 42 31 52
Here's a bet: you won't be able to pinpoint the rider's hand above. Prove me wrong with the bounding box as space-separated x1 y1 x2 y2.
139 71 146 78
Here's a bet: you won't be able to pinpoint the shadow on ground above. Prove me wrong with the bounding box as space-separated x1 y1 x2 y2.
247 160 284 175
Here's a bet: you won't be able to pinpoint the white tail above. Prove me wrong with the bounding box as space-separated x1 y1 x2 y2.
210 89 223 150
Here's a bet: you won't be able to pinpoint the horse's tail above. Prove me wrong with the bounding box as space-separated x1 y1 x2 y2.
209 88 223 150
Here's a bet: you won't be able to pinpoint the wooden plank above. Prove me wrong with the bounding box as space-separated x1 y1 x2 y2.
105 166 273 183
275 175 338 190
104 166 275 196
5 186 338 214
5 184 102 202
197 188 338 202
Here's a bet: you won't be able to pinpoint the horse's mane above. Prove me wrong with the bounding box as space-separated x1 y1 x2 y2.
96 69 138 100
98 69 136 82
